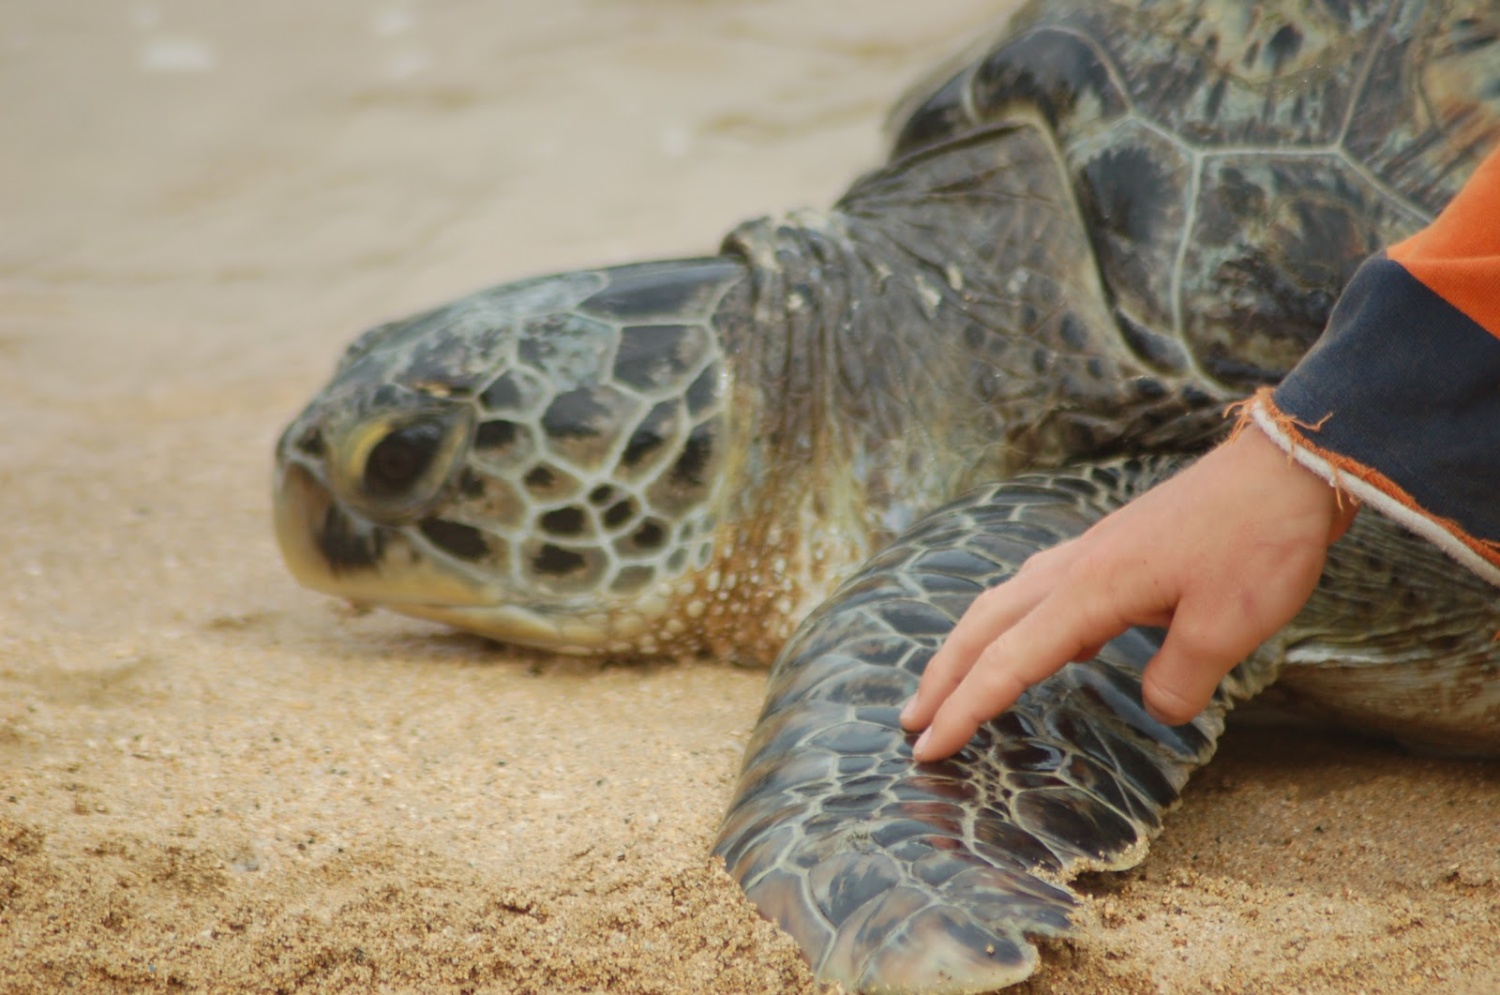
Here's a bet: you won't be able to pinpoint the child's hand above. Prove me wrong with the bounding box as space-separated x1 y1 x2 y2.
899 428 1357 762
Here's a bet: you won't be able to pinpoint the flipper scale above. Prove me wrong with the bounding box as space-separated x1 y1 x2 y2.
714 458 1268 993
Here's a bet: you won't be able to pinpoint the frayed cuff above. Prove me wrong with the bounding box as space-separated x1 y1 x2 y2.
1239 389 1500 588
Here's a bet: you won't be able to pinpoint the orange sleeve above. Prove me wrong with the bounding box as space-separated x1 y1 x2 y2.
1386 147 1500 339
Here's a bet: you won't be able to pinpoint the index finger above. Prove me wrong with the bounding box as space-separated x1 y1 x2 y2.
900 563 1052 732
913 580 1135 761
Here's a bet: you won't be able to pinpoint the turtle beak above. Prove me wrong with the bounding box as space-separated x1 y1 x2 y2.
272 460 498 608
272 460 622 648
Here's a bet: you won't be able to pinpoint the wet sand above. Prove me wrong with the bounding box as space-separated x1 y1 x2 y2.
1 2 1496 992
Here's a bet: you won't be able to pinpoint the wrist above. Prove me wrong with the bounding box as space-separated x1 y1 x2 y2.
1226 425 1357 543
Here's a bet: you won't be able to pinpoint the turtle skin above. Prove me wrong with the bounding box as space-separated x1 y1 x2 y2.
704 2 1500 990
273 1 1500 991
714 457 1500 992
707 2 1500 990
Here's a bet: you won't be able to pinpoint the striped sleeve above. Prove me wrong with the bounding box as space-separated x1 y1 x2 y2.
1248 146 1500 585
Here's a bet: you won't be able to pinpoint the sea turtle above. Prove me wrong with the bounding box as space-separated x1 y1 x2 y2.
273 0 1500 991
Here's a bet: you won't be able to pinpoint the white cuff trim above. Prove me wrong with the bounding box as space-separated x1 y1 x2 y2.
1248 399 1500 589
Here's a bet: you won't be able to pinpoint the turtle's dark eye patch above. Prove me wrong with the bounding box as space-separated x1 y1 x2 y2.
364 420 444 498
419 519 489 561
533 544 587 577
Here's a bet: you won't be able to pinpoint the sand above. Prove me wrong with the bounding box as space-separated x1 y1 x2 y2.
1 1 1495 992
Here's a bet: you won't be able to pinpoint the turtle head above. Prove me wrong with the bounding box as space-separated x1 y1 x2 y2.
274 257 751 653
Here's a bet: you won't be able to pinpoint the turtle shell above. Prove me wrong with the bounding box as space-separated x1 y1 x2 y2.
889 0 1500 392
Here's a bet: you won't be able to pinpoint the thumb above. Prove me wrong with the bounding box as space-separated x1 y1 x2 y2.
1138 607 1257 726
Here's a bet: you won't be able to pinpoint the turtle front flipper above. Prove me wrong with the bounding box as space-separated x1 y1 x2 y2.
714 456 1278 994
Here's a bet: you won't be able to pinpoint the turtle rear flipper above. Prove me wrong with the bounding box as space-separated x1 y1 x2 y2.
714 456 1278 993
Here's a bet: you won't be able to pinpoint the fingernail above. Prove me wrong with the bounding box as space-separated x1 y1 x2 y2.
899 695 917 726
912 729 931 760
1143 702 1182 727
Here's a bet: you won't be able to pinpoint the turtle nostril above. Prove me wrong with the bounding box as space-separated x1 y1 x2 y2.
295 426 327 459
363 420 445 498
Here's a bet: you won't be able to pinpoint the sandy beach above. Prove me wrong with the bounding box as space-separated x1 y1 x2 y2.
1 2 1496 992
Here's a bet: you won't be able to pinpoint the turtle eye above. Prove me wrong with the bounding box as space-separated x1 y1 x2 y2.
363 420 445 498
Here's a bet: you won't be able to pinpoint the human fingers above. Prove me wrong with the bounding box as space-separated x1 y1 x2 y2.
912 573 1150 761
899 551 1065 733
1140 548 1327 725
1136 595 1264 726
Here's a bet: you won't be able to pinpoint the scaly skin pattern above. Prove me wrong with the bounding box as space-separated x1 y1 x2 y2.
274 116 1227 662
276 0 1500 663
714 459 1500 993
715 459 1221 993
276 260 756 655
274 1 1500 991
